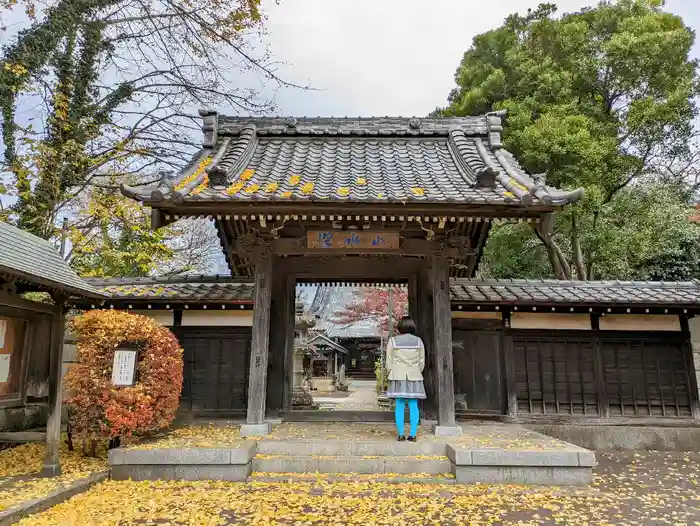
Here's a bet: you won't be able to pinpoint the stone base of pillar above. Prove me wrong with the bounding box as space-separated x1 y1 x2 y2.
433 424 464 437
40 463 62 477
240 423 272 437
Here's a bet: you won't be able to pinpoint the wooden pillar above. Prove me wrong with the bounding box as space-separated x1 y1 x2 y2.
416 261 437 419
502 312 518 419
242 248 273 435
282 276 296 412
42 306 65 477
431 255 460 434
408 273 418 323
591 313 610 418
266 266 295 411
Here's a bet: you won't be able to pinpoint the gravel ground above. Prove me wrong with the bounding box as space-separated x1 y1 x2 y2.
16 451 700 525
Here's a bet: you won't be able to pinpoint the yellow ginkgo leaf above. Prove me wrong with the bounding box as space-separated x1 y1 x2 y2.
175 156 212 191
264 182 279 193
243 183 260 194
337 187 350 196
190 176 209 195
377 192 385 199
301 182 315 195
240 169 254 180
280 190 292 198
503 191 515 198
510 178 527 191
410 187 425 197
225 181 245 195
356 177 367 185
289 175 301 185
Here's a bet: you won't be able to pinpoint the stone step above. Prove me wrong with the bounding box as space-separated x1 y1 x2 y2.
250 474 457 485
252 454 451 475
257 439 447 457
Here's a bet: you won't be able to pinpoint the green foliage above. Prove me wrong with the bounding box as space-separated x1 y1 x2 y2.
69 186 174 277
480 223 552 279
375 360 388 395
439 0 700 280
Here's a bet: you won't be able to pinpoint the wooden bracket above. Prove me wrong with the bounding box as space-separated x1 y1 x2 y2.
446 235 476 258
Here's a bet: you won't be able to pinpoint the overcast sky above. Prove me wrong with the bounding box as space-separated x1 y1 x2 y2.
257 0 699 117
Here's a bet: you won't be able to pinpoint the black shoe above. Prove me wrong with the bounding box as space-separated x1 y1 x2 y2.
407 436 417 442
397 435 406 442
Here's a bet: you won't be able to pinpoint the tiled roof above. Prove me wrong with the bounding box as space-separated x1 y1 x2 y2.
0 222 105 299
121 113 584 207
451 279 700 307
90 276 700 309
309 286 382 339
86 275 254 303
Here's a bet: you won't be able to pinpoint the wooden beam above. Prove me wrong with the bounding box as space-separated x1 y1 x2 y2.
246 249 273 425
0 292 61 315
41 306 65 477
0 431 46 442
273 237 474 258
282 256 422 280
431 255 457 427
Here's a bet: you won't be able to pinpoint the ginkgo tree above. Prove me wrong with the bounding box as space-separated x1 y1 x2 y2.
67 184 221 277
0 0 298 252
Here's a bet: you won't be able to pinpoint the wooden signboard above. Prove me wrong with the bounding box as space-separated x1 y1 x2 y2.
111 344 139 387
307 231 400 250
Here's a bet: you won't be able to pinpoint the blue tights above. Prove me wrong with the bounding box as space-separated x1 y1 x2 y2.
394 398 419 437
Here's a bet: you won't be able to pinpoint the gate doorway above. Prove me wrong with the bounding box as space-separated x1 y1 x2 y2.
289 282 408 414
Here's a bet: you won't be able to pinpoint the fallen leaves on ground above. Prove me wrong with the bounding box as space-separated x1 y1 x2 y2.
128 424 244 449
127 422 578 453
17 452 700 525
0 440 107 511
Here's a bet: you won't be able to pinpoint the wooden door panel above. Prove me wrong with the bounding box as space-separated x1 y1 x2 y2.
601 336 692 417
513 333 598 416
176 328 252 413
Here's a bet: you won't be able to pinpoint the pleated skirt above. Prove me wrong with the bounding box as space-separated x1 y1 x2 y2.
386 379 427 399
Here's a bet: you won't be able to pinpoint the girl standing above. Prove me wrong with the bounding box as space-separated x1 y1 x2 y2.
385 316 426 441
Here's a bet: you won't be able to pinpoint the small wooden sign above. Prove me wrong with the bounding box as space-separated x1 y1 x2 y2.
307 231 400 250
111 345 139 387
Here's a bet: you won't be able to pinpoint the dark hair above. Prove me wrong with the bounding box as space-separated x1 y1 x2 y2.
396 316 416 335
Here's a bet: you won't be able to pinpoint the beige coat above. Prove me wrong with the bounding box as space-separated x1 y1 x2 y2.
385 334 425 381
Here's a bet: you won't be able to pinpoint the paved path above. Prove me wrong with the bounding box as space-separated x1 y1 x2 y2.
313 380 383 411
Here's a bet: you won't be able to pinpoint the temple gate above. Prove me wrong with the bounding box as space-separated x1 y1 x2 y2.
122 112 583 435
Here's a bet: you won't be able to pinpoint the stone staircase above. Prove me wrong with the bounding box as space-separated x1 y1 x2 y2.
109 423 597 485
252 439 452 477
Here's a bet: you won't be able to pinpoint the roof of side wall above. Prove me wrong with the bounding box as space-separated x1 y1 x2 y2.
0 221 106 299
79 275 700 311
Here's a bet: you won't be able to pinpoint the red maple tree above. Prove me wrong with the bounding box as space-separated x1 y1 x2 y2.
333 286 408 334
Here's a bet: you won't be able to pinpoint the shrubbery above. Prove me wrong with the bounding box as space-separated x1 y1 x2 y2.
65 310 183 447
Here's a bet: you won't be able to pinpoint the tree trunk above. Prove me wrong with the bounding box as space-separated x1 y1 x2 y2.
571 212 587 280
532 221 572 280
